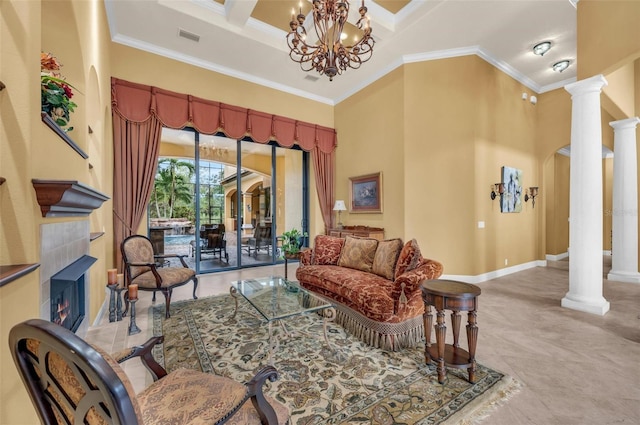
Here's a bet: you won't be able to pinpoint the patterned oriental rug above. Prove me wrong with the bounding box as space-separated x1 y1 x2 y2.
151 295 520 425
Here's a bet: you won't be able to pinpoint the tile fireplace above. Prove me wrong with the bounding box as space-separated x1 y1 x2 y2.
40 221 94 336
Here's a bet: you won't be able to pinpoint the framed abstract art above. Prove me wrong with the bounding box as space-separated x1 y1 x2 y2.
501 166 523 213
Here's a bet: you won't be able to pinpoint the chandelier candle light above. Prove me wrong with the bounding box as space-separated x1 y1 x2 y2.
287 0 374 81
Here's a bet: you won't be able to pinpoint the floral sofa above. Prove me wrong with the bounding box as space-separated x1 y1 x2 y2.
296 235 443 351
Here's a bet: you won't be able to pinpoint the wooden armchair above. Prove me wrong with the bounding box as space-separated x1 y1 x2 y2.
121 234 198 319
9 319 289 424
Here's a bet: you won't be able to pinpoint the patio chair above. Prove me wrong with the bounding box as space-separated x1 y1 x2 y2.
9 319 289 425
201 224 229 263
244 225 273 257
121 234 198 319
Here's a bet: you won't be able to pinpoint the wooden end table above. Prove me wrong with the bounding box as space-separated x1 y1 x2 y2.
421 279 481 384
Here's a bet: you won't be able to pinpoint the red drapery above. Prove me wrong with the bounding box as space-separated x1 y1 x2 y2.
111 77 337 267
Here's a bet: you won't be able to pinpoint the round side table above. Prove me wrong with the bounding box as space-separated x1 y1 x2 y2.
421 279 481 384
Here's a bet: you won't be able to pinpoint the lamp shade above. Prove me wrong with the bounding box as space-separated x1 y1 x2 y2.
333 200 347 211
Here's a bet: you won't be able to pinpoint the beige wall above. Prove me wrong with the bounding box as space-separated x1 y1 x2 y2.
1 1 113 423
334 68 405 238
336 56 542 276
578 0 640 80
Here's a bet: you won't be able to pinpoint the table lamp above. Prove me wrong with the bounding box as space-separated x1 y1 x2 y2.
333 200 347 229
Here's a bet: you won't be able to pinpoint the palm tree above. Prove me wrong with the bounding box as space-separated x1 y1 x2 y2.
153 159 195 218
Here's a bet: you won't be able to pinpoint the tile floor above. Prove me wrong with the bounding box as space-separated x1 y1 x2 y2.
85 260 640 424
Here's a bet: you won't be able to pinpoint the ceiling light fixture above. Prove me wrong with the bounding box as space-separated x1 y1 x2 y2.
552 60 571 72
532 41 552 56
286 0 374 81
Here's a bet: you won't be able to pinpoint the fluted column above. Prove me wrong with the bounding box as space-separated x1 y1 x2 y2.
608 117 640 284
561 75 610 316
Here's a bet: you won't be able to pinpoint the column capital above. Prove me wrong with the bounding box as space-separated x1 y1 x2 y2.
565 74 608 97
610 117 640 131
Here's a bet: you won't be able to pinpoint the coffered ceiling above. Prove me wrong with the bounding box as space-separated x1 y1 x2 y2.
105 0 577 105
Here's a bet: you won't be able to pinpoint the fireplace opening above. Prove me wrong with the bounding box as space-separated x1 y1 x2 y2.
50 255 97 333
51 276 84 332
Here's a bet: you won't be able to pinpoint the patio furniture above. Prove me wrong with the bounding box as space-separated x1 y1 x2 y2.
243 225 273 257
121 234 198 319
9 318 290 425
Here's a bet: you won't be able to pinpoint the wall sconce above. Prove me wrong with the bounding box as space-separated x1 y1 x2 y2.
524 187 539 207
333 200 347 229
490 183 505 201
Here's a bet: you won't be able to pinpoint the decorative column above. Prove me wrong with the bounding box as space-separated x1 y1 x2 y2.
561 75 610 316
608 117 640 284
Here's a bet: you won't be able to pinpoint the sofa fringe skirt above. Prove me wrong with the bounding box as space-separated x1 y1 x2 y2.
307 295 424 351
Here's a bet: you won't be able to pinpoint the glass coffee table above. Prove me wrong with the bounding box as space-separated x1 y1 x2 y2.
229 276 336 364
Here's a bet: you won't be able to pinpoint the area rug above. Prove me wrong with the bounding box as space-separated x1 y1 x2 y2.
151 295 520 424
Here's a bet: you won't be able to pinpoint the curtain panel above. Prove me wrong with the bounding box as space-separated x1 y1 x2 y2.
110 77 337 269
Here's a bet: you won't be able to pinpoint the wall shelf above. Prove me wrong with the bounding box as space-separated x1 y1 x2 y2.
0 264 40 288
90 232 105 241
32 179 110 217
41 112 88 159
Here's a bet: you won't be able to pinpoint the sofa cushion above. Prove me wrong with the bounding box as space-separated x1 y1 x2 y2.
312 235 345 265
394 239 422 280
337 236 378 273
372 238 403 280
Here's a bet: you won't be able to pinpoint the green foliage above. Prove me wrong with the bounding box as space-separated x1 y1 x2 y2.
281 228 308 256
151 159 195 218
173 205 195 222
41 53 77 132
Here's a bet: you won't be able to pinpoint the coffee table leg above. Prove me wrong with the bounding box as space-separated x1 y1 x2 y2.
435 309 447 384
268 321 278 366
467 310 478 383
229 286 239 319
322 307 336 349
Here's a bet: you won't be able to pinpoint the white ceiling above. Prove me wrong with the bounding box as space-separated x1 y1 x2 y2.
105 0 578 106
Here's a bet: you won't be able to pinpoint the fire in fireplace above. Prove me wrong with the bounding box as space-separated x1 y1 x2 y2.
50 255 97 333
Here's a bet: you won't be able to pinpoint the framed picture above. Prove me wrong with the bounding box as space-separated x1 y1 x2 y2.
349 172 383 213
501 166 523 213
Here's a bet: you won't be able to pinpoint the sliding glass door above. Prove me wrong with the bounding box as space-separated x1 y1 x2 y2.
151 127 307 274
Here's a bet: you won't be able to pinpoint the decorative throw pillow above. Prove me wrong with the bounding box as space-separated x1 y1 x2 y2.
312 235 345 265
394 239 422 280
372 238 403 280
337 236 378 273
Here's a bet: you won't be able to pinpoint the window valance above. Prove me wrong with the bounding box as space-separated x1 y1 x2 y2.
110 78 337 153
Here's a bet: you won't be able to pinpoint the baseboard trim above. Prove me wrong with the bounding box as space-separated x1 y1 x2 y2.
441 260 546 284
546 252 569 261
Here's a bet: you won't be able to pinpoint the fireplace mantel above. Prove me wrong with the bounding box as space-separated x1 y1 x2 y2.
32 180 110 217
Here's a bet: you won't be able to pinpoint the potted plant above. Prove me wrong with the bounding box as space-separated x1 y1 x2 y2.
281 228 308 259
41 52 77 131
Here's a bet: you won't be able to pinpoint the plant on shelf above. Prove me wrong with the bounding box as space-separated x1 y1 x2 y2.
281 228 308 258
41 52 77 131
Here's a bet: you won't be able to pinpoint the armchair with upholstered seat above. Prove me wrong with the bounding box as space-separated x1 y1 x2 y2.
121 234 198 319
9 319 290 425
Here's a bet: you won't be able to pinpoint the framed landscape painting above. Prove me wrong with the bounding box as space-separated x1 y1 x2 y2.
349 172 383 213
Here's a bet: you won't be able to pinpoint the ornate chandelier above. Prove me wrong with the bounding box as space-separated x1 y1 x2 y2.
286 0 374 81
